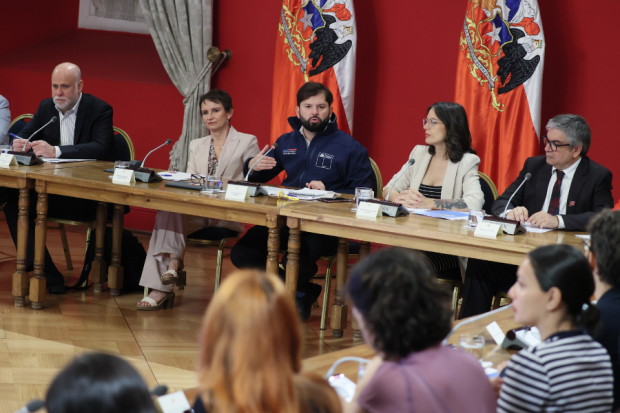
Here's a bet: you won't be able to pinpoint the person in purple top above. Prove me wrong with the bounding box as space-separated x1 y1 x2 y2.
345 248 496 413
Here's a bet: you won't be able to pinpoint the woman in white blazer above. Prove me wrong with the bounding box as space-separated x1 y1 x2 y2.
137 89 259 310
382 102 483 274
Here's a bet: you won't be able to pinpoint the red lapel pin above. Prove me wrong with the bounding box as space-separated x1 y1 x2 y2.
569 201 575 207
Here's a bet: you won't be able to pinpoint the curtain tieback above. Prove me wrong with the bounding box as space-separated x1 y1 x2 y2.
182 61 213 105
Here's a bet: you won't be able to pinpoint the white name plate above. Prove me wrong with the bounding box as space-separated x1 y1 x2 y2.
0 153 18 168
157 391 191 413
486 321 506 345
474 220 502 239
356 201 382 220
112 168 135 184
225 184 250 201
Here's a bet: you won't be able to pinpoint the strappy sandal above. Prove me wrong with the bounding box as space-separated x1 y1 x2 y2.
161 257 186 287
136 292 175 311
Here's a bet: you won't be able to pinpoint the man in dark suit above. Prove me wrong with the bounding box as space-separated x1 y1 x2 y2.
2 62 114 292
459 114 613 318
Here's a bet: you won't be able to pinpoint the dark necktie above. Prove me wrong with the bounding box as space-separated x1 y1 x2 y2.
547 170 565 216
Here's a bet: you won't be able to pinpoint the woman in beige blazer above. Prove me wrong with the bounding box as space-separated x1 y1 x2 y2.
383 102 483 211
382 102 483 274
137 89 259 310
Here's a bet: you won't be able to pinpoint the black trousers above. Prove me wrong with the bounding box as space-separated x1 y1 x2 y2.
0 188 98 287
458 258 518 319
230 225 339 292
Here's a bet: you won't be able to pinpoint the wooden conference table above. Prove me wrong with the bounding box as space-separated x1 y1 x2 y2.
6 164 585 318
14 162 284 308
281 200 586 337
0 161 113 307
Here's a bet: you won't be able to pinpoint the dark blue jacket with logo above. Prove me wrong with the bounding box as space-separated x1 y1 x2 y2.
243 115 373 194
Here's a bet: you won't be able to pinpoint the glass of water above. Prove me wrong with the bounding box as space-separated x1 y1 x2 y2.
468 210 485 227
204 176 223 192
0 145 11 154
354 187 374 210
459 334 485 360
114 160 130 169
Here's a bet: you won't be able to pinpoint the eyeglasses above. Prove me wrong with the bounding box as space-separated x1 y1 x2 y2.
191 174 207 189
543 135 571 152
423 118 443 127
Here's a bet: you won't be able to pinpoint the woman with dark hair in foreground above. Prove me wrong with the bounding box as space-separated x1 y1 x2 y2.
345 248 496 413
46 352 156 413
496 245 613 412
194 269 340 413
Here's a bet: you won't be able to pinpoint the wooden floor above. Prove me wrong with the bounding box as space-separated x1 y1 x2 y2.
0 220 361 412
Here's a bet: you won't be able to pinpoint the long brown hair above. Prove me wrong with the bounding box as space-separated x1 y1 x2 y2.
198 270 302 413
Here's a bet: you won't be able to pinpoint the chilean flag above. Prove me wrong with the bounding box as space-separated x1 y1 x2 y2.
270 0 357 144
455 0 545 193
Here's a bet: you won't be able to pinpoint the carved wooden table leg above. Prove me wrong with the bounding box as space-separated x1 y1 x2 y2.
30 181 48 310
352 241 371 342
266 214 283 277
91 202 108 293
285 217 301 299
12 179 31 307
108 204 124 296
331 238 349 338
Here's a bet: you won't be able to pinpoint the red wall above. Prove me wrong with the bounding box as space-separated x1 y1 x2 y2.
1 0 619 231
213 0 620 200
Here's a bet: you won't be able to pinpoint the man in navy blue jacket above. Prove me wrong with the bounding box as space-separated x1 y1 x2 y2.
230 82 373 321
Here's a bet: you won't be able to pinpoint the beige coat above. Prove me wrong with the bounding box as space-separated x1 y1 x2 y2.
187 125 259 178
383 145 484 210
139 126 260 292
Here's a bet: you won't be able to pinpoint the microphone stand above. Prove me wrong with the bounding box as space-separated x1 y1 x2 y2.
9 117 58 166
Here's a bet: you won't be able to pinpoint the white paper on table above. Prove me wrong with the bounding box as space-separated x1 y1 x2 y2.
261 185 337 199
407 208 431 213
41 158 95 163
415 210 469 221
522 222 553 233
575 234 591 240
157 171 194 181
516 327 542 347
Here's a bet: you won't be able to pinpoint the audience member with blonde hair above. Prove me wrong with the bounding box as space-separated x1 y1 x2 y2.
194 269 340 413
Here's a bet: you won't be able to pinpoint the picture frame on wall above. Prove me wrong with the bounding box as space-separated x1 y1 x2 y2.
78 0 150 34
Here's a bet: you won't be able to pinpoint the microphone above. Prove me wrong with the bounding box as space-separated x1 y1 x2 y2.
13 399 45 413
245 142 278 181
20 116 57 152
501 172 532 218
141 139 172 168
150 384 168 396
385 159 415 201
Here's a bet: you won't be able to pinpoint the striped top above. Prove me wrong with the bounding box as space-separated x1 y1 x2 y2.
498 330 613 413
419 184 442 199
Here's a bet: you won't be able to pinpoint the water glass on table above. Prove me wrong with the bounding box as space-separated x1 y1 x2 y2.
114 160 130 169
468 209 485 227
353 187 374 211
459 334 485 360
203 175 223 193
0 145 11 154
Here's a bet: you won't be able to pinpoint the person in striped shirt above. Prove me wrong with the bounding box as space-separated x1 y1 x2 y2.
496 245 613 412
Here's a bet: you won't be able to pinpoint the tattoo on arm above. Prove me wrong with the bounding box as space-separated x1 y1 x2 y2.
432 199 468 211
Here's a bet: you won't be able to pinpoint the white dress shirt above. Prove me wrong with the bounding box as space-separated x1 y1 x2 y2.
54 93 82 157
542 157 582 229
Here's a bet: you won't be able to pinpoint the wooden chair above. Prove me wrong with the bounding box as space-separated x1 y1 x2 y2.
436 171 499 318
316 158 382 329
492 291 512 310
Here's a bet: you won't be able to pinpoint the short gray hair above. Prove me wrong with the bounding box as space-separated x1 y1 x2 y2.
546 114 591 156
